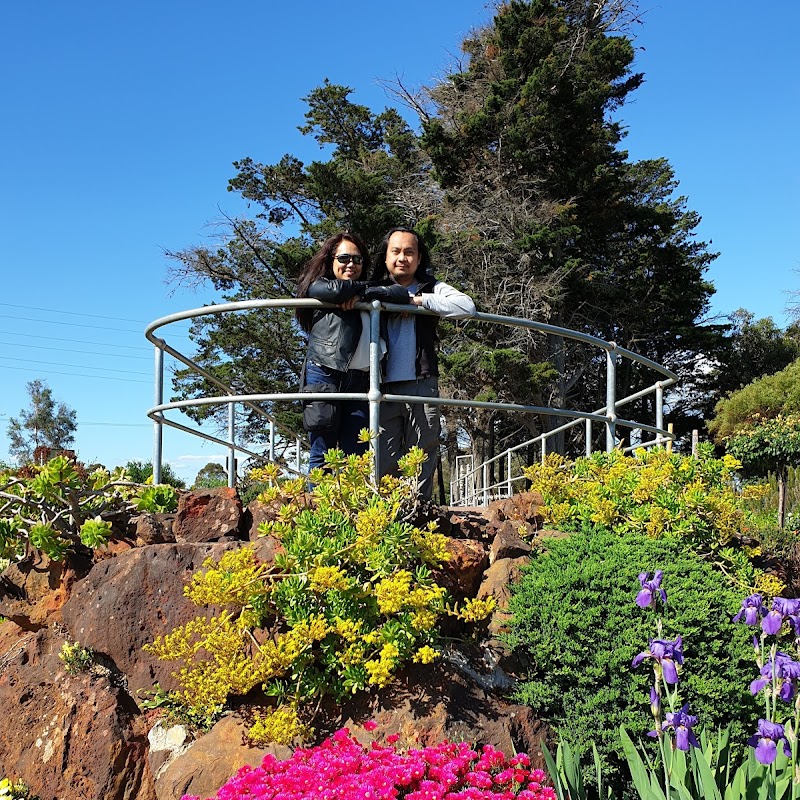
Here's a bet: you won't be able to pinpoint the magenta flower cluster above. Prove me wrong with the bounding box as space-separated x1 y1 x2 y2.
182 726 556 800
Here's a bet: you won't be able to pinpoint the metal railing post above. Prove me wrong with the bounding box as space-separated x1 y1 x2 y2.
656 382 664 446
368 301 382 483
585 418 592 457
482 460 489 505
269 420 275 462
152 345 164 485
606 345 617 451
541 435 547 464
227 401 236 488
506 450 512 497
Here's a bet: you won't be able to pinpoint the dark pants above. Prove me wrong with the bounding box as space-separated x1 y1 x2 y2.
305 362 369 470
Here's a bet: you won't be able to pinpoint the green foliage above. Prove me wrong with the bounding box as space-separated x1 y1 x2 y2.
506 530 757 790
123 460 186 489
6 379 77 465
58 640 95 675
0 457 177 561
192 461 227 489
144 448 493 742
135 484 179 513
709 358 800 442
725 415 800 478
137 683 222 732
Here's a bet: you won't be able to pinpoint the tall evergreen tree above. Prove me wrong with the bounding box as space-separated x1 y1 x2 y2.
7 379 77 465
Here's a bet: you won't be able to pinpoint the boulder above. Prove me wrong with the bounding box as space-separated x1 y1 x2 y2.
61 541 242 698
434 538 488 598
173 488 244 543
135 513 177 545
485 491 544 527
153 715 289 800
0 550 93 630
488 523 533 564
0 626 157 800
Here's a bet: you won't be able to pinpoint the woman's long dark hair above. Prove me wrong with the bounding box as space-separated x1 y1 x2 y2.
295 231 370 332
369 227 432 284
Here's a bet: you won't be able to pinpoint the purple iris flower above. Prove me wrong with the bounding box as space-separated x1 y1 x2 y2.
733 594 766 626
762 598 800 636
636 571 667 609
748 719 791 765
662 704 699 751
632 636 684 684
750 652 800 701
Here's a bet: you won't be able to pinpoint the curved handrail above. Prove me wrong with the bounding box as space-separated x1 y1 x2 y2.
146 298 677 500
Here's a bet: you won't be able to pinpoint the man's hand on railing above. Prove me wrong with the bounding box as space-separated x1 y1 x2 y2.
363 284 411 304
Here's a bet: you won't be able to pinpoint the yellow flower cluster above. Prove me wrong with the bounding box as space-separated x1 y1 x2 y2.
184 548 268 607
412 645 438 664
411 522 451 564
365 642 400 687
333 616 362 642
248 705 310 746
753 571 786 601
308 565 350 593
457 596 497 623
375 571 413 615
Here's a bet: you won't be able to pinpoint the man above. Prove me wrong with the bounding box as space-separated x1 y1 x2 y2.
369 227 475 500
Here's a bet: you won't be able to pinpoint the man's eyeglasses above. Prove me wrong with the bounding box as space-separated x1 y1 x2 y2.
334 254 364 265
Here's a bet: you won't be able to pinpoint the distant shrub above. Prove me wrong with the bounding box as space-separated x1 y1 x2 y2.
506 529 757 789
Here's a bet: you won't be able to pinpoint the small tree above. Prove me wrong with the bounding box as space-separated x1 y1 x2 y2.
709 359 800 527
193 461 227 489
7 379 77 465
123 460 186 489
725 415 800 528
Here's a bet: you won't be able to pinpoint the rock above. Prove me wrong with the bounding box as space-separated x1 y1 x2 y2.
488 522 533 564
61 541 242 699
135 513 177 545
443 506 491 540
147 722 192 781
327 661 551 769
173 488 244 543
0 626 157 800
0 550 93 630
478 556 530 637
244 497 287 541
485 491 544 526
153 715 289 800
434 538 488 598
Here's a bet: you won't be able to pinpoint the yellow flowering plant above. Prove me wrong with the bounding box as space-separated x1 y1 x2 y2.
523 444 770 590
145 446 493 743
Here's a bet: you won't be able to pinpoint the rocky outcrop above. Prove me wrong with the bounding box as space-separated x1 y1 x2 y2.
0 489 545 800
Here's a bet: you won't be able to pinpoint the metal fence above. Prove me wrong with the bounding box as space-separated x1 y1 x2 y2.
146 298 677 503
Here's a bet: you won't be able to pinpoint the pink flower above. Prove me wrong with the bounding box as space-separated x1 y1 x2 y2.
364 720 378 732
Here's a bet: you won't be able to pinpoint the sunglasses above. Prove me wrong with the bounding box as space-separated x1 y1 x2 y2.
334 254 364 265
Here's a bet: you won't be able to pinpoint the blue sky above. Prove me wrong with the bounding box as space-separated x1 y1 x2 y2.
1 1 798 484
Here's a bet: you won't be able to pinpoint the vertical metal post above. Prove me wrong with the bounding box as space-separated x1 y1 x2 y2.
152 345 164 485
368 301 382 483
656 382 664 446
692 429 699 455
606 345 617 452
295 437 301 474
227 401 236 488
269 420 275 462
585 418 592 457
482 461 489 506
541 435 547 464
507 450 512 498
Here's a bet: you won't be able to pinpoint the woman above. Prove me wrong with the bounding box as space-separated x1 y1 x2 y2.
295 232 408 470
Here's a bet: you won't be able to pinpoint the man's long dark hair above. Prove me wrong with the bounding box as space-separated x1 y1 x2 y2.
294 232 370 332
369 227 433 284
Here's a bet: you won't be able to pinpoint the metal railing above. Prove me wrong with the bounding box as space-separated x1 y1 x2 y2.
146 299 677 501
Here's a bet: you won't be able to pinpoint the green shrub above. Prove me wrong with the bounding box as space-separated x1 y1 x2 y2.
506 529 757 790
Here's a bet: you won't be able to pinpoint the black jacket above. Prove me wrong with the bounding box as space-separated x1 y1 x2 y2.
305 279 368 372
